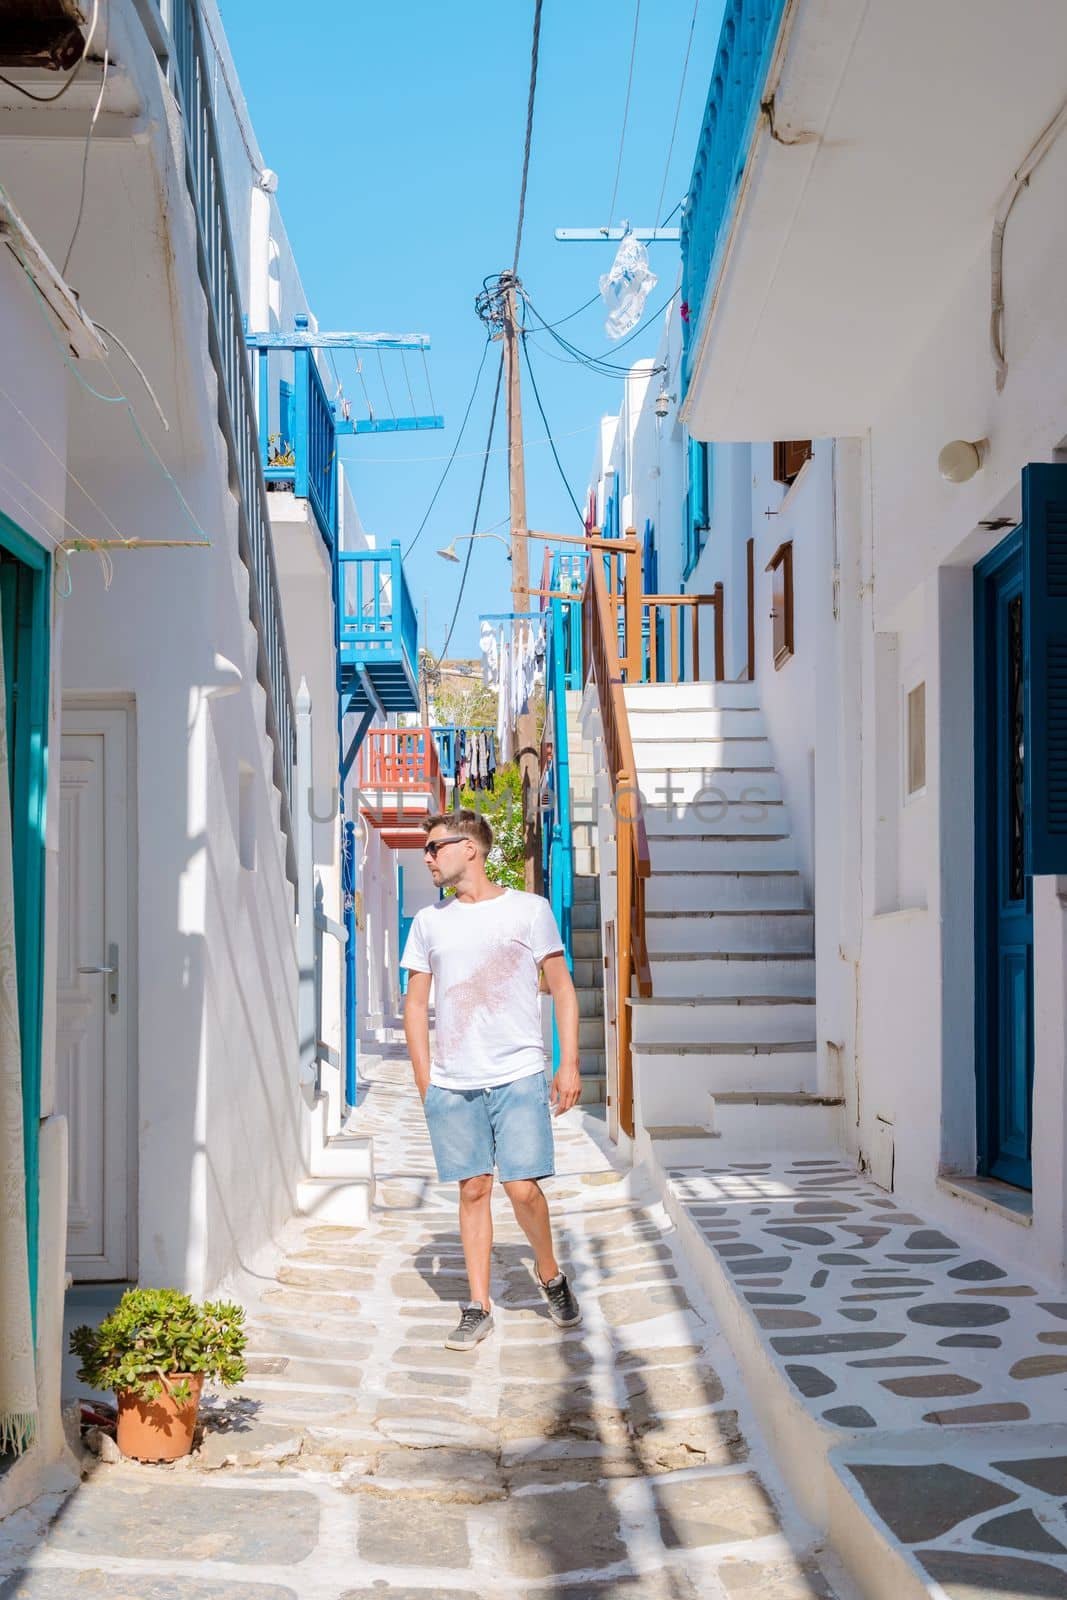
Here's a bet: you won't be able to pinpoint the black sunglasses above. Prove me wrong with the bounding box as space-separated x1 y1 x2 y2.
423 835 467 860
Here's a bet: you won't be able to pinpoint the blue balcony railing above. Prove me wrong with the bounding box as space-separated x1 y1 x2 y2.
680 0 788 391
337 543 418 713
248 317 338 548
431 725 494 785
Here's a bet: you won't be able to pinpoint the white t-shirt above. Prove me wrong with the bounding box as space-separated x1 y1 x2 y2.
401 888 564 1089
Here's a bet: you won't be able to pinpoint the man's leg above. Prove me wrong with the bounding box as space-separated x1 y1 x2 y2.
458 1173 494 1306
502 1179 559 1285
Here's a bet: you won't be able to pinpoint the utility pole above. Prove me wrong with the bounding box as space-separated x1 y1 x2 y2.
500 269 540 894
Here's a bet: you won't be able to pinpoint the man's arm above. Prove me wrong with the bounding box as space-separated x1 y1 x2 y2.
403 971 433 1101
541 952 582 1114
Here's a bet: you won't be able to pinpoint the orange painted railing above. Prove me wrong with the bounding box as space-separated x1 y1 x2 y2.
359 728 446 812
582 553 652 1140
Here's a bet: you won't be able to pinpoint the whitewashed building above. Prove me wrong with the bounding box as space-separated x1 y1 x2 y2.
0 0 419 1512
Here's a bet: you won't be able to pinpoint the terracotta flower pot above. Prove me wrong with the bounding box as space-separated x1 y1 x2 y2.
115 1373 204 1463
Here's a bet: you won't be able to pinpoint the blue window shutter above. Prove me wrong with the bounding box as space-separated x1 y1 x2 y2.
1024 461 1067 874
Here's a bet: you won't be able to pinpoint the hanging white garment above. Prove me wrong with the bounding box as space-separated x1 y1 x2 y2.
522 619 541 709
479 619 499 689
496 626 513 764
512 620 527 719
0 609 38 1456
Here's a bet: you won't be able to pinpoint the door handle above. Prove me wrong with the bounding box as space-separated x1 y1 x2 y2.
79 942 119 1012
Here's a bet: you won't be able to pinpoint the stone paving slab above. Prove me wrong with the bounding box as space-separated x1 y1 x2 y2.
2 1045 845 1599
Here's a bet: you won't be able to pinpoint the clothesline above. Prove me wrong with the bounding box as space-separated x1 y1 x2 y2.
479 609 543 622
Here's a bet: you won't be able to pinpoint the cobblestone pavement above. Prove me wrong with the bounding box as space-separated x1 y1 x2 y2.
0 1046 850 1599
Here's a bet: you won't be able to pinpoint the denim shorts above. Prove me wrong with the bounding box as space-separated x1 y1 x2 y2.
423 1070 555 1184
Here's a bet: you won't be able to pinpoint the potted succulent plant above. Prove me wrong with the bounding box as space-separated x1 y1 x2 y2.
70 1287 247 1463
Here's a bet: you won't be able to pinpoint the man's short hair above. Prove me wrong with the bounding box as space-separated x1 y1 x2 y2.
423 808 494 856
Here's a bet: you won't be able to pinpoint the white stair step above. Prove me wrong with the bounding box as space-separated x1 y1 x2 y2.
580 1050 606 1076
630 997 816 1046
633 1045 818 1112
633 740 773 774
571 957 601 987
624 681 759 711
296 1175 373 1225
309 1133 374 1180
578 988 604 1018
634 769 782 804
628 708 767 740
649 952 815 997
579 1017 604 1049
633 800 783 838
645 871 804 912
574 846 599 875
645 911 814 955
571 901 600 930
708 1093 844 1152
572 875 600 902
579 1074 606 1106
646 834 797 869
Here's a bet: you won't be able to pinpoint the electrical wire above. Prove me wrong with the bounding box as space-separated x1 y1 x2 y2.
91 320 170 432
403 337 491 557
0 0 99 102
512 0 544 274
607 0 642 225
62 7 109 276
522 286 675 374
519 331 585 529
653 0 700 228
439 352 504 661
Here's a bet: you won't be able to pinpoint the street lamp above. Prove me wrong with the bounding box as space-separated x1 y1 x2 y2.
436 531 511 563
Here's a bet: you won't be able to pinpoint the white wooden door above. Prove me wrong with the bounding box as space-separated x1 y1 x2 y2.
57 707 132 1280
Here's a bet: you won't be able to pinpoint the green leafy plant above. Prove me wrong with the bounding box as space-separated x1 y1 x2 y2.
459 762 526 890
70 1288 247 1405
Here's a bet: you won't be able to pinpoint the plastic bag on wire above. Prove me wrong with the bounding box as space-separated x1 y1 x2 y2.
599 229 658 340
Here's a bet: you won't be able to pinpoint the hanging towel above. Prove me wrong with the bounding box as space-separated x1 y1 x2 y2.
0 607 38 1456
480 620 499 689
497 627 514 764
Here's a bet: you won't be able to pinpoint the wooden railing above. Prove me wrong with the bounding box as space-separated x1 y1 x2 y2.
359 728 445 810
582 554 652 1140
644 588 724 684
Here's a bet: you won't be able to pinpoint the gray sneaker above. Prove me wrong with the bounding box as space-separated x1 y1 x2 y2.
445 1302 495 1351
537 1271 582 1328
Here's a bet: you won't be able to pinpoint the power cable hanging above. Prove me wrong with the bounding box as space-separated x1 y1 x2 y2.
439 351 505 661
62 4 110 276
519 330 585 529
512 0 545 274
403 337 491 558
607 0 642 225
653 0 700 227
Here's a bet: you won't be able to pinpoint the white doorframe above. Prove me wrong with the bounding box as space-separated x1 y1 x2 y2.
59 699 138 1281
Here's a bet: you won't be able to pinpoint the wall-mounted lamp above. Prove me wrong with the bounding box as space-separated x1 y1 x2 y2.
938 437 988 484
654 388 677 419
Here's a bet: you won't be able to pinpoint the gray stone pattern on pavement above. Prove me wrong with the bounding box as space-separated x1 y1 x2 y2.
0 1047 847 1599
668 1157 1067 1596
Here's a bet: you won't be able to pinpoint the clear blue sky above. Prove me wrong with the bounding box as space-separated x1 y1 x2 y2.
221 0 724 657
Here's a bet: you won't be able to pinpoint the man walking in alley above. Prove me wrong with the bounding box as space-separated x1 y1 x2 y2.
402 809 583 1350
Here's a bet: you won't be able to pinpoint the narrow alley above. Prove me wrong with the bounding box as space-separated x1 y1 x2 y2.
0 1045 848 1599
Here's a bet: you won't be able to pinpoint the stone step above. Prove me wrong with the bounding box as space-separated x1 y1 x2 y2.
308 1132 375 1181
645 871 805 913
572 926 604 960
633 1044 819 1116
633 740 774 775
577 987 604 1018
295 1175 373 1226
709 1092 844 1151
578 1073 606 1105
645 910 815 956
630 997 816 1047
634 769 784 806
645 832 797 867
572 874 600 902
579 1016 604 1050
574 845 599 876
571 956 602 988
571 900 600 930
649 952 815 997
580 1049 606 1077
624 680 760 711
628 707 767 741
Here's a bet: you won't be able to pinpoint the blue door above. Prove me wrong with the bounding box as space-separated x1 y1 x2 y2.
975 528 1033 1188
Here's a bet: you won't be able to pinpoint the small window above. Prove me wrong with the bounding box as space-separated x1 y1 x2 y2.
765 541 795 670
773 440 813 487
906 681 926 796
